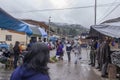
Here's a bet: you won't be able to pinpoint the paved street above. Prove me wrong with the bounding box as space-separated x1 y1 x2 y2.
0 48 109 80
49 48 104 80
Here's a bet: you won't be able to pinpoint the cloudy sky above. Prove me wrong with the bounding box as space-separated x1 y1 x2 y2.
0 0 120 28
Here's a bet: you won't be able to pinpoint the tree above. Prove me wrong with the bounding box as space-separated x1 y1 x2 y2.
69 28 77 37
57 28 60 34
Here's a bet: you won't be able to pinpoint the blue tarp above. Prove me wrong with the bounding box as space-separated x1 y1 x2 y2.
0 8 32 35
49 36 57 41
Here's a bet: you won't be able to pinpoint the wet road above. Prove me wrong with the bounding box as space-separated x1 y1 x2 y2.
0 48 108 80
0 68 12 80
49 48 103 80
49 62 101 80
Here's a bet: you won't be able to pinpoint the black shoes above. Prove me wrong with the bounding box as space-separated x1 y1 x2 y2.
88 63 95 67
96 66 100 69
89 63 92 65
101 75 108 78
79 57 82 60
91 64 95 67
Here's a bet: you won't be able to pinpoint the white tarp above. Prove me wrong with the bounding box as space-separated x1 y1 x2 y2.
24 23 47 37
38 27 47 37
91 24 120 38
103 22 120 26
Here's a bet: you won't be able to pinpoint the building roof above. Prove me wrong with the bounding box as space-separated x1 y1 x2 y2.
22 19 49 30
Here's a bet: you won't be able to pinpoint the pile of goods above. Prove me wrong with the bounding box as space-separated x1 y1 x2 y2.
49 56 58 63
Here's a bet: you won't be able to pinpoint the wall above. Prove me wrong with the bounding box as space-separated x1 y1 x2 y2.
0 29 29 45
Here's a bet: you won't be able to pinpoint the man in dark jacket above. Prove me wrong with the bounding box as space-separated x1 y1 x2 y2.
101 39 111 77
13 41 20 68
66 41 72 62
89 39 97 66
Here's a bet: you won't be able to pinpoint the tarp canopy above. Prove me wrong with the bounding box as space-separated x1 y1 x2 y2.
27 23 47 37
103 22 120 26
0 8 32 35
28 24 42 37
90 24 120 38
38 27 47 37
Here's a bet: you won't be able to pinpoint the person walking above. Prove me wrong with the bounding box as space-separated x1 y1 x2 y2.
9 43 14 55
73 41 82 64
66 41 72 62
13 41 21 69
56 41 64 61
10 42 50 80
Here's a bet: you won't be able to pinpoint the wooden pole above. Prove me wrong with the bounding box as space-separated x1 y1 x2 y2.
48 16 51 41
95 0 97 25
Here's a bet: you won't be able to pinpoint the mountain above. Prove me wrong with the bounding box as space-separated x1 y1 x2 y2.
46 22 89 37
21 19 89 37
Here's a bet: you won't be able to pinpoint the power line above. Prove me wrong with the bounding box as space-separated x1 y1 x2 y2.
67 0 77 7
98 4 120 24
9 2 120 13
97 0 118 24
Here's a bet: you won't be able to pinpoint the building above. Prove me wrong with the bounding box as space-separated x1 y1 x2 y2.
0 19 49 45
0 29 27 45
22 19 49 31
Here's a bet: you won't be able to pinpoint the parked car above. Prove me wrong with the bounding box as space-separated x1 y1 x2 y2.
0 41 9 52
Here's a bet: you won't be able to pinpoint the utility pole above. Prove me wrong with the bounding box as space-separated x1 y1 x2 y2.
48 16 51 40
95 0 97 25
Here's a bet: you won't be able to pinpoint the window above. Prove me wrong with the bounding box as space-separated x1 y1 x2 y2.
1 28 5 30
6 35 12 41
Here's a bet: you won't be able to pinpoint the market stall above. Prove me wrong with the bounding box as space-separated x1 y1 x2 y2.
89 23 120 79
0 8 32 36
89 24 120 38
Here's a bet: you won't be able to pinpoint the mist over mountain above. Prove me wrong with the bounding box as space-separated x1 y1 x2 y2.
46 22 89 37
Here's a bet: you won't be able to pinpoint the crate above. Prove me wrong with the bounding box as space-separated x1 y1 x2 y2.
108 64 117 80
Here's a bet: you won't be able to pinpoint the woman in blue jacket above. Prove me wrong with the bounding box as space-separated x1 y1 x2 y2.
10 42 50 80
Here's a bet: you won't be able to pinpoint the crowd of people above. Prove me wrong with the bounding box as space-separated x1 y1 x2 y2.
9 38 83 80
55 39 82 64
2 36 117 80
89 37 116 78
10 39 82 65
3 35 118 80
